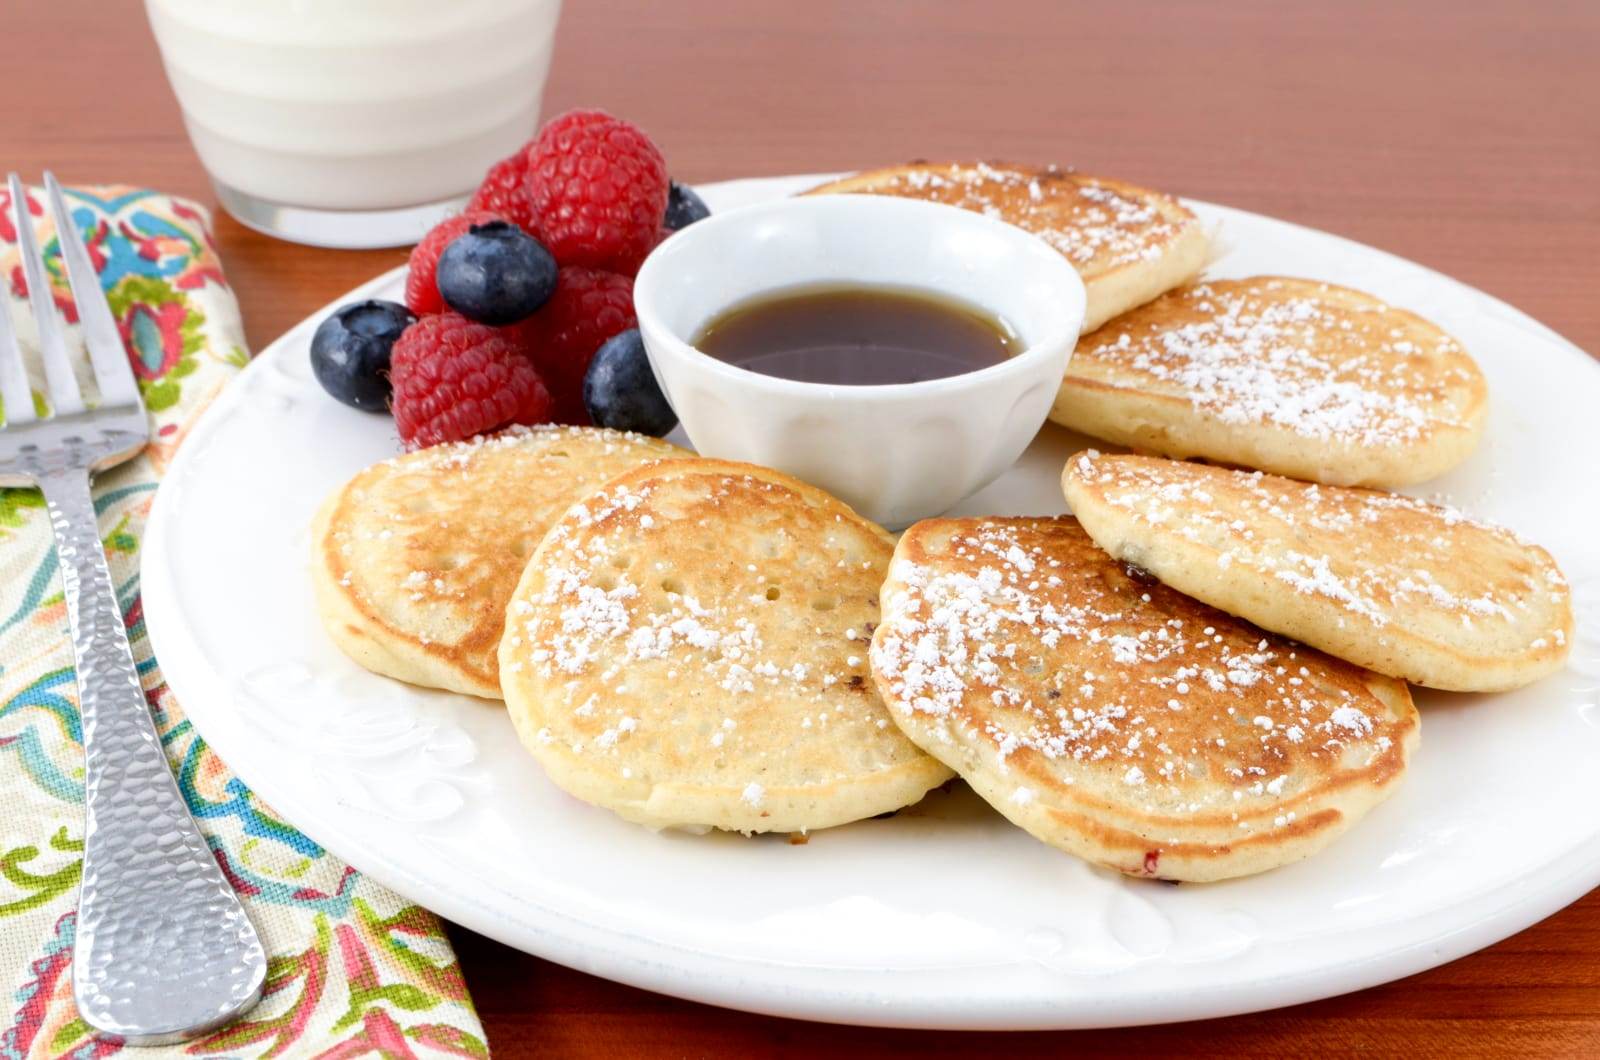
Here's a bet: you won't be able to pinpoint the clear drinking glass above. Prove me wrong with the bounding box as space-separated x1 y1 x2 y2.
144 0 563 248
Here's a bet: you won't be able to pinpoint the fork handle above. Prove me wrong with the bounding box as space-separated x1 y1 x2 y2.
38 467 265 1044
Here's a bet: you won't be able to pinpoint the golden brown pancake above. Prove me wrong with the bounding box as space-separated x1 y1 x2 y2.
1063 451 1573 692
1051 277 1488 487
870 516 1419 881
499 457 953 832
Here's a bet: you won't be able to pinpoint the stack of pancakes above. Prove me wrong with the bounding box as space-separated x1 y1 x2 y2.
309 163 1572 883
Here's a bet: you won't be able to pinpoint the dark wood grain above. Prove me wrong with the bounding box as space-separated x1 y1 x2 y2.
11 0 1599 1055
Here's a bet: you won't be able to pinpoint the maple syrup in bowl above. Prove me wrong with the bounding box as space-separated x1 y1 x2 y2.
633 194 1085 527
694 284 1018 386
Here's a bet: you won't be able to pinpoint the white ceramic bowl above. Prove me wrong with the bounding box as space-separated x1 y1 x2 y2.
632 195 1085 527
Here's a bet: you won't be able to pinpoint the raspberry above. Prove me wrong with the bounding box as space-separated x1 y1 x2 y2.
506 267 635 424
525 109 668 275
390 313 552 449
405 210 502 316
467 153 535 231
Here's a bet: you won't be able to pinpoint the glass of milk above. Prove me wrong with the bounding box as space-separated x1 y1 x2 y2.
145 0 563 248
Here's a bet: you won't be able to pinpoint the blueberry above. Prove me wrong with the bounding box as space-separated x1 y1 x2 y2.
310 299 415 411
663 181 711 231
583 328 677 437
437 220 557 325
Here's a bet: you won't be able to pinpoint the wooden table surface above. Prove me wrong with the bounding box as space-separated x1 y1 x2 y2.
14 0 1600 1055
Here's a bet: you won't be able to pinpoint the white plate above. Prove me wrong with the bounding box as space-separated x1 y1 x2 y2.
142 175 1600 1030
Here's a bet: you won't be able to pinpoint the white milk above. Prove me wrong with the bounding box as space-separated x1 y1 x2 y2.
146 0 562 212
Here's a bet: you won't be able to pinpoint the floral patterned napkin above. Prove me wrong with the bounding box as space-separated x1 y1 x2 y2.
0 185 486 1058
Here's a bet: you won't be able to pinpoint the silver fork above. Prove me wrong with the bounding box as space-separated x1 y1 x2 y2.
0 174 265 1044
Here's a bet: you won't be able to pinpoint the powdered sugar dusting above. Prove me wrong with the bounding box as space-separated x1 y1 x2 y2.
871 517 1413 823
1069 452 1570 649
1075 279 1481 446
510 465 922 810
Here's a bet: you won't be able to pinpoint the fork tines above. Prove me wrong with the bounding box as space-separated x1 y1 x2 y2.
1 173 143 426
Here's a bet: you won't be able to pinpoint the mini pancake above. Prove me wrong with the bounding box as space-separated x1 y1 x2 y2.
805 162 1207 332
870 515 1418 882
498 458 954 833
1050 277 1488 488
1063 451 1572 692
311 425 688 699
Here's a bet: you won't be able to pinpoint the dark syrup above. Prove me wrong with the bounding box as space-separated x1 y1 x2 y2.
693 284 1017 385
